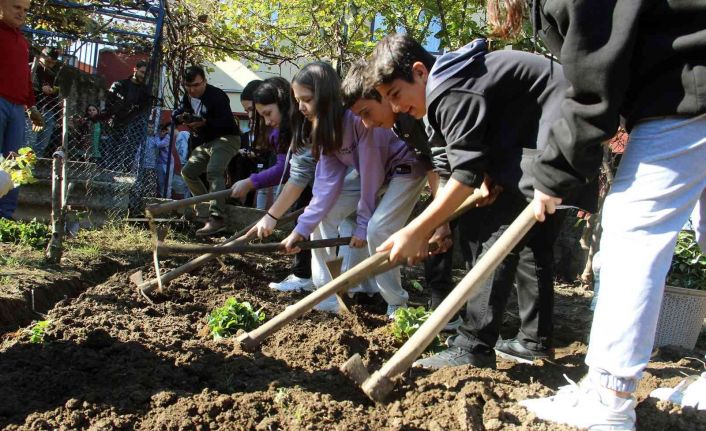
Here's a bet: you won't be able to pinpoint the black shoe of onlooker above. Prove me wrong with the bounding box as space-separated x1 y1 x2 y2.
494 338 554 364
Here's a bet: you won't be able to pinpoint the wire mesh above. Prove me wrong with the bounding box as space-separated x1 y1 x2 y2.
25 95 160 221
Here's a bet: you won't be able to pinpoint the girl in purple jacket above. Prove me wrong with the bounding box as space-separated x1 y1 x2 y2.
230 77 291 202
282 62 427 315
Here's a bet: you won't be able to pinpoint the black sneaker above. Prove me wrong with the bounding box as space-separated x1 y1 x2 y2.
494 338 553 364
412 347 496 370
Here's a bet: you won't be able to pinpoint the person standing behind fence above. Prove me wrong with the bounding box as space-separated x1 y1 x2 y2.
153 123 172 197
0 0 44 220
170 128 190 200
174 65 241 237
105 59 152 171
30 47 61 157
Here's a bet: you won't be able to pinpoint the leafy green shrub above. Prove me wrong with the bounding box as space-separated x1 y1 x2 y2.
667 231 706 290
208 298 265 340
0 218 50 249
0 147 37 187
27 320 51 344
390 306 441 352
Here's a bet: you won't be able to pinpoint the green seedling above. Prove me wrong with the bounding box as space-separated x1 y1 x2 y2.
207 298 265 340
390 306 441 352
0 218 50 249
27 320 51 344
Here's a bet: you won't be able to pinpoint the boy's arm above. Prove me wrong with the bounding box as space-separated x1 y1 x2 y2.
378 178 474 265
533 1 640 199
434 92 489 189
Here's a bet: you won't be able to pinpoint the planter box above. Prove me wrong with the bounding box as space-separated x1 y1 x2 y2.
654 285 706 350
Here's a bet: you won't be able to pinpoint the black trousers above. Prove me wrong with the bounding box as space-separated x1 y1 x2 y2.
291 186 313 279
451 190 564 353
425 209 486 309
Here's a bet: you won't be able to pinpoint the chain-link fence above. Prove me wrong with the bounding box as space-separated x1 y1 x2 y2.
25 94 160 221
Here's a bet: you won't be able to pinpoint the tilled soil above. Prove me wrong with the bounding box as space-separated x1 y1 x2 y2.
1 253 705 431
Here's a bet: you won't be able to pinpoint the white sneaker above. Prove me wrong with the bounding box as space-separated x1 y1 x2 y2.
313 294 340 314
386 304 406 320
268 274 314 292
520 375 637 431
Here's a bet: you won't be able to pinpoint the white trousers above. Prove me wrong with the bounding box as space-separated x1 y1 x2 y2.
586 115 706 392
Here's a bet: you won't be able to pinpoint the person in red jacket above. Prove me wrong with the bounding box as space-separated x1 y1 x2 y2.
0 0 44 219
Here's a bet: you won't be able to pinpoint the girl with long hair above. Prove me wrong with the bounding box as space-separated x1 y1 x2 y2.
282 61 427 315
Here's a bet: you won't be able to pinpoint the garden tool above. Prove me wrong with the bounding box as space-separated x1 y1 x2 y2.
236 190 486 352
156 236 353 255
325 256 352 314
131 207 305 296
339 203 537 403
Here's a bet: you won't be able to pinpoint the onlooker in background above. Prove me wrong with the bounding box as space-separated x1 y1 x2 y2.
105 59 152 171
72 103 105 161
170 127 190 200
226 80 263 207
138 122 160 198
30 46 61 157
0 0 44 220
153 123 172 197
174 65 241 236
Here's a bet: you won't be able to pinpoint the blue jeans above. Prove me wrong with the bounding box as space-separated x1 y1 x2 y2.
586 115 706 393
0 96 26 218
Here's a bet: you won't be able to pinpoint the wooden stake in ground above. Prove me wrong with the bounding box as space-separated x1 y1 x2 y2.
340 203 537 403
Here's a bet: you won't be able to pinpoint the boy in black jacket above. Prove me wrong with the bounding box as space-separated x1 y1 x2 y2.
173 65 241 236
368 35 593 369
342 60 484 329
488 1 706 429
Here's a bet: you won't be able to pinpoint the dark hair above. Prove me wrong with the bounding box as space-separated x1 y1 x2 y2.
135 60 149 69
159 122 170 131
291 62 344 159
341 59 381 108
183 65 206 83
241 80 263 101
253 77 292 154
367 33 436 87
486 0 527 39
85 104 99 116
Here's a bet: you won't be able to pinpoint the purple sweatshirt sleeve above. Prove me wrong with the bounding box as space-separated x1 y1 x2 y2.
249 129 289 189
293 153 347 238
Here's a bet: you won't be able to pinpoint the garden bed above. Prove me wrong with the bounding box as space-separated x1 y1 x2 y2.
1 244 705 430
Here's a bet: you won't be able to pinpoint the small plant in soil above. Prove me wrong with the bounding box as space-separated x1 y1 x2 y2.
0 218 50 249
208 298 265 340
390 306 441 352
26 320 51 344
667 231 706 290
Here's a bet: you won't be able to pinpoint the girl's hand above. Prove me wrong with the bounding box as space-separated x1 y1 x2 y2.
377 226 430 266
349 236 367 248
231 178 254 201
248 214 277 239
282 231 306 254
532 189 562 222
429 223 453 254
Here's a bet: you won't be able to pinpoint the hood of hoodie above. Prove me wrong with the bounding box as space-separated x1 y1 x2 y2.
426 38 488 107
